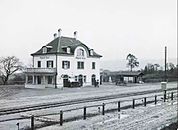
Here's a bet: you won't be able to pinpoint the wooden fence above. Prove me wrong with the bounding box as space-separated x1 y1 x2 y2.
20 91 176 130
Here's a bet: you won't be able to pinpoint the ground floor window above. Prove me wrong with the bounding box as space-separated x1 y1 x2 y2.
75 76 78 81
37 76 41 84
27 76 33 84
47 76 53 84
74 75 86 83
83 75 86 83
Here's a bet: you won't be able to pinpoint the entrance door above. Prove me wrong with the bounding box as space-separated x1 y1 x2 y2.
78 75 83 86
63 75 69 87
91 74 96 85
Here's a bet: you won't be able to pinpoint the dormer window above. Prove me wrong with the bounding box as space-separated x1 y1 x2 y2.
90 49 94 56
42 47 47 53
42 46 52 53
67 47 70 54
62 46 70 54
77 49 84 56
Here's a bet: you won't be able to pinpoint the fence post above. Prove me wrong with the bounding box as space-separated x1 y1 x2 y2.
31 115 34 130
171 92 173 100
16 123 19 130
164 90 167 96
144 97 146 106
102 103 105 115
132 99 135 109
60 110 63 126
155 95 157 105
164 93 166 102
118 101 120 112
83 106 86 120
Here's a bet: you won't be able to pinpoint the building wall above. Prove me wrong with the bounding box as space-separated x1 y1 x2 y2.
56 55 100 87
33 46 100 88
33 54 56 68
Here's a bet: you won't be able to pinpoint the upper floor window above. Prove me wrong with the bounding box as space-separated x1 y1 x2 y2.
37 61 41 68
62 61 70 69
42 47 47 53
47 61 53 68
77 61 84 69
92 62 95 69
77 49 84 56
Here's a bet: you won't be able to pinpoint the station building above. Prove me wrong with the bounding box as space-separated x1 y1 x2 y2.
25 29 102 89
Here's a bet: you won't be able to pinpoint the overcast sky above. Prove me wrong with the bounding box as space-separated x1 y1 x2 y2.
0 0 177 69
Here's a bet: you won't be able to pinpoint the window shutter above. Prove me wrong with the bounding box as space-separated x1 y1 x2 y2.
51 61 53 68
68 61 70 68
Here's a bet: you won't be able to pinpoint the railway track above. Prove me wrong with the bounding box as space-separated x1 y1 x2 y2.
0 87 176 116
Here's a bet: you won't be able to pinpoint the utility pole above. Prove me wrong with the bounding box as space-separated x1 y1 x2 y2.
164 46 167 98
164 46 167 82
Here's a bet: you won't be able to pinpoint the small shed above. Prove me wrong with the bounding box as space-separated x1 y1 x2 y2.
110 71 144 83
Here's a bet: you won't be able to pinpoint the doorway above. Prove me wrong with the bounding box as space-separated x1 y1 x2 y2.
63 75 69 87
78 75 83 86
91 74 96 85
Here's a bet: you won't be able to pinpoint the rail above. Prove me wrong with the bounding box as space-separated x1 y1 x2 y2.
24 68 56 74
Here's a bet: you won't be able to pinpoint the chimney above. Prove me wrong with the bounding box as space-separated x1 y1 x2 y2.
53 33 57 39
58 28 62 37
74 31 77 40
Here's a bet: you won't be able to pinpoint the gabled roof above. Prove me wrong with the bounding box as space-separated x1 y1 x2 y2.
31 36 102 58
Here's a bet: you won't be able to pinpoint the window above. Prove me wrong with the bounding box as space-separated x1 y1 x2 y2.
90 49 94 55
37 76 41 84
92 62 95 69
27 76 33 84
83 76 86 83
37 61 41 68
47 61 53 68
77 49 84 56
47 76 53 84
67 47 70 54
75 76 78 81
62 61 70 69
77 61 84 69
42 47 47 53
62 46 70 54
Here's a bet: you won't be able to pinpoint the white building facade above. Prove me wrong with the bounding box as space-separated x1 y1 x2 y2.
25 30 102 89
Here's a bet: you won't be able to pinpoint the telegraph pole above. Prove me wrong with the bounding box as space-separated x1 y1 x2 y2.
164 46 167 82
164 46 167 97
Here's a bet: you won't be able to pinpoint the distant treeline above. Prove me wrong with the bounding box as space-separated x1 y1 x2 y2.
141 63 177 82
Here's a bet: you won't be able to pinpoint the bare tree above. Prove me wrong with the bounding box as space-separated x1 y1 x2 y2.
0 56 23 85
154 64 160 71
126 54 139 71
168 62 175 72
